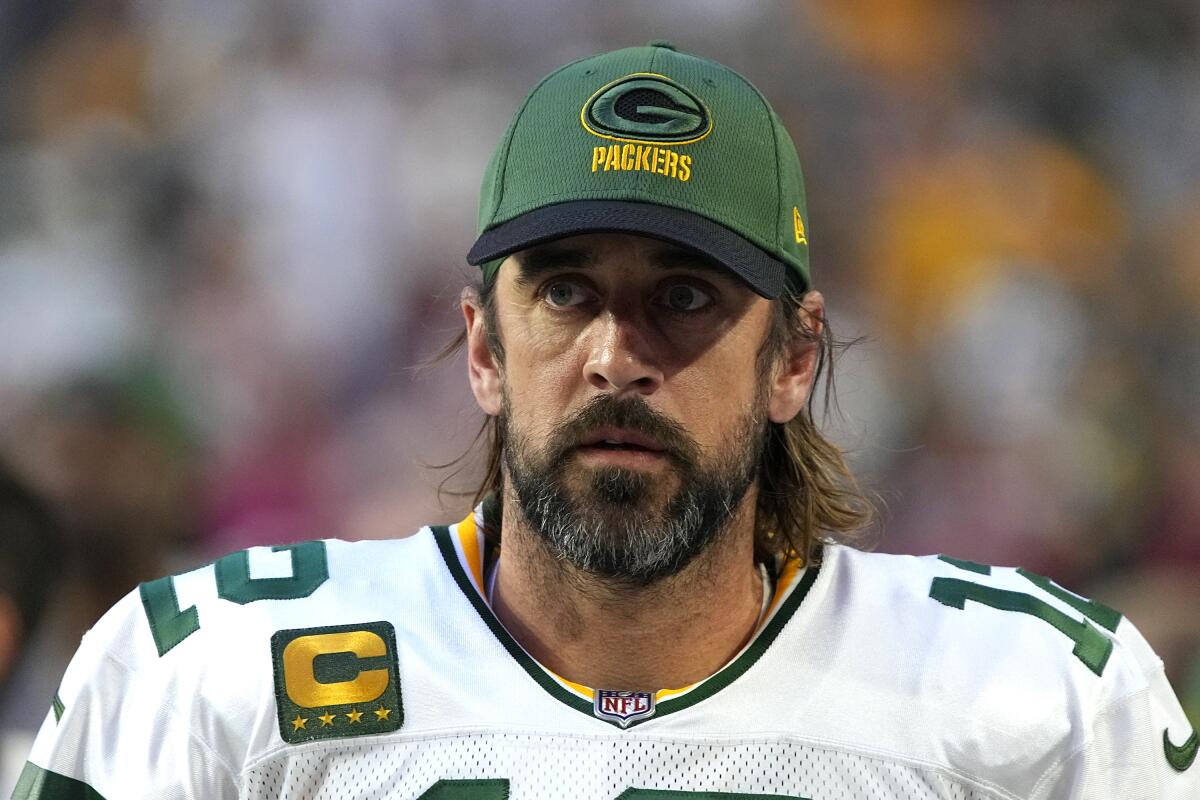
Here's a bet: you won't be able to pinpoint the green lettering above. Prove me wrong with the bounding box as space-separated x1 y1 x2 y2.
415 782 807 800
1017 568 1121 632
418 779 509 799
139 541 329 657
930 577 1113 675
937 554 991 575
139 576 200 656
619 791 808 799
216 541 328 604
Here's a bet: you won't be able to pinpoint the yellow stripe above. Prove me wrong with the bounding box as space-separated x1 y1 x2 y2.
454 511 803 705
656 682 698 701
550 670 693 702
765 556 802 622
455 512 485 594
548 669 695 703
548 670 594 700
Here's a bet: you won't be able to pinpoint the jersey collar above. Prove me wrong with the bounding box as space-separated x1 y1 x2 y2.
432 505 820 729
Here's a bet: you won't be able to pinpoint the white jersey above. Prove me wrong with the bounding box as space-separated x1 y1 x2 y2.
14 508 1200 799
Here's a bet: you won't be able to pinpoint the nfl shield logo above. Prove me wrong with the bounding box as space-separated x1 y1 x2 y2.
593 690 656 727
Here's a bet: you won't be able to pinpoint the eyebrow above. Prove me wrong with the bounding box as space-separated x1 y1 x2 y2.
513 242 730 285
513 245 593 285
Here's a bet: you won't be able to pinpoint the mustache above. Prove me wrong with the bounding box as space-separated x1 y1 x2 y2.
545 395 700 467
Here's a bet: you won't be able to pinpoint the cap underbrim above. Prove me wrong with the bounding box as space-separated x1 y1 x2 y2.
466 200 788 299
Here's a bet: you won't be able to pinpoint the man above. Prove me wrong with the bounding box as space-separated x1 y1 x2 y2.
14 42 1199 799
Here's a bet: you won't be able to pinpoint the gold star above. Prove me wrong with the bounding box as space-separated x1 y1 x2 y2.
374 705 392 721
318 712 336 727
291 715 307 731
346 709 363 724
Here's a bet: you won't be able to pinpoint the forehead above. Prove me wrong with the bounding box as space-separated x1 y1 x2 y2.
505 233 736 285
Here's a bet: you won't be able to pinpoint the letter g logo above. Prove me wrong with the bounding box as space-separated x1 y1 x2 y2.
582 74 711 145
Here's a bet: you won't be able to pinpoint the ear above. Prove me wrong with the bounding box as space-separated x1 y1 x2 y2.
463 287 503 416
767 290 825 424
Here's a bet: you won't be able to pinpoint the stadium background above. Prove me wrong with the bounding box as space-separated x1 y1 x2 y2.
1 1 1198 791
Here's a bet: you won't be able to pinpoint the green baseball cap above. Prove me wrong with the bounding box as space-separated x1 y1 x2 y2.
466 41 811 298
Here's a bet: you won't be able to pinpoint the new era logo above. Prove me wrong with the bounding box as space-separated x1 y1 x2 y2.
793 207 807 245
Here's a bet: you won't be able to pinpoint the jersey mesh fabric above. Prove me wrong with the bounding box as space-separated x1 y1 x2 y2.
241 733 1001 799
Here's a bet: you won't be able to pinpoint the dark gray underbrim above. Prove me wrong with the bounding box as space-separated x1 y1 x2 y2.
467 200 789 298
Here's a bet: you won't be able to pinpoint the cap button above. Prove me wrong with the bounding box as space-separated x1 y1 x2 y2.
646 39 677 50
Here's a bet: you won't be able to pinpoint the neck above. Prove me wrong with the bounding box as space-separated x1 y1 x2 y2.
489 485 764 691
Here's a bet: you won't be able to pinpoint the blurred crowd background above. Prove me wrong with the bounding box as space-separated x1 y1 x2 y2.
1 0 1198 790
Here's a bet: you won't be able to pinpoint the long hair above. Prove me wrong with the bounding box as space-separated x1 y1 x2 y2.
751 279 877 564
431 274 876 566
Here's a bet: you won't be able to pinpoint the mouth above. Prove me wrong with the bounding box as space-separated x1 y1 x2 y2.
577 427 665 452
574 427 669 466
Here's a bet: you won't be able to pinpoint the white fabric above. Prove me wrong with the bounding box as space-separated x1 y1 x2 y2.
20 521 1200 799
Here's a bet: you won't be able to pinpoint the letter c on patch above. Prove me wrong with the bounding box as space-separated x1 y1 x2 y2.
282 630 389 708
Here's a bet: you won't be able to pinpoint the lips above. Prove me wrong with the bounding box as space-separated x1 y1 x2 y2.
577 427 666 453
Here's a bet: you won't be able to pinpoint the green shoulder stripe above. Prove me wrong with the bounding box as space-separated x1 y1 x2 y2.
12 763 107 800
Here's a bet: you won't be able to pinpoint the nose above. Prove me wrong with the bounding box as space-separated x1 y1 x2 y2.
582 311 663 396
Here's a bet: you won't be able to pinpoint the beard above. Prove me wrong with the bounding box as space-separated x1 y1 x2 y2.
500 392 767 587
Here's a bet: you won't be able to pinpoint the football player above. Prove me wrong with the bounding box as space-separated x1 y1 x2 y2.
14 42 1198 799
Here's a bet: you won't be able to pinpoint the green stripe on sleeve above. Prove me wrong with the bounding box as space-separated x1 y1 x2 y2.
12 763 107 800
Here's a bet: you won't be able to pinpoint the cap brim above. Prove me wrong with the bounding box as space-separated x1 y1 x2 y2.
466 200 787 299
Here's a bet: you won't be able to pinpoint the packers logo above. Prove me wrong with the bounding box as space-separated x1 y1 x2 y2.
581 73 712 145
271 621 402 744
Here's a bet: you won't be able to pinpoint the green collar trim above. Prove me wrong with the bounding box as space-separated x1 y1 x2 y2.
432 524 594 716
432 523 820 729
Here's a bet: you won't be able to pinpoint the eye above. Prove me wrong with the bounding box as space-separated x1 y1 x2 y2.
542 279 591 308
661 283 713 312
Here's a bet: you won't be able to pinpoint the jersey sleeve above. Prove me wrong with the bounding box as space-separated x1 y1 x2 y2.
1030 619 1200 799
12 592 240 800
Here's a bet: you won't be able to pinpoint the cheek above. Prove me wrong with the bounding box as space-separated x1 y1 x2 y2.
669 350 765 446
501 336 583 437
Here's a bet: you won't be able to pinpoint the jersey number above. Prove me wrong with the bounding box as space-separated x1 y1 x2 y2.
930 557 1120 676
419 781 806 799
139 542 328 656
